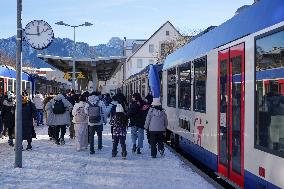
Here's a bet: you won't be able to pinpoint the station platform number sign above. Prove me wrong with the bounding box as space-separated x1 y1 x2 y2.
64 72 85 81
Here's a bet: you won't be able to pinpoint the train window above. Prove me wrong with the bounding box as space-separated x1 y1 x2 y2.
179 119 190 131
255 28 284 157
26 82 30 94
178 62 191 109
167 68 176 107
193 58 207 112
8 79 13 92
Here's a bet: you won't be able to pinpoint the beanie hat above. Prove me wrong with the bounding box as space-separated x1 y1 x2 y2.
152 98 161 106
116 104 124 113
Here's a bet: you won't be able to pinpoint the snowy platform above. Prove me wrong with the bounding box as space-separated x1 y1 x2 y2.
0 125 216 189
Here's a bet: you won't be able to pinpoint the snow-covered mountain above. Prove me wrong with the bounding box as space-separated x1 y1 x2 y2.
0 36 124 68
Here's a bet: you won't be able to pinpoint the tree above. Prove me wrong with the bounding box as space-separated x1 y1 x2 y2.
0 50 16 69
155 28 204 64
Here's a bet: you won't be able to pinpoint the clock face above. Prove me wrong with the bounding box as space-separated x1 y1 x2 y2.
24 20 54 50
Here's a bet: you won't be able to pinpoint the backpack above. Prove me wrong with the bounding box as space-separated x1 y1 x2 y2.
74 106 87 123
110 104 117 118
88 101 101 124
52 99 66 114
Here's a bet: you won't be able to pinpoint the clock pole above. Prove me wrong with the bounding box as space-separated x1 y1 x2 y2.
15 0 23 168
72 26 76 90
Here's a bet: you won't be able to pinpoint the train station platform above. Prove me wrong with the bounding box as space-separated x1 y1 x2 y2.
0 124 217 189
37 54 126 91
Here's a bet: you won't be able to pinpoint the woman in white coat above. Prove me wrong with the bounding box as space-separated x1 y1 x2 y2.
72 94 88 151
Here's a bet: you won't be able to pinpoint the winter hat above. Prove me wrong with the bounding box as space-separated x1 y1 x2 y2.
152 98 161 106
7 91 15 99
116 104 124 113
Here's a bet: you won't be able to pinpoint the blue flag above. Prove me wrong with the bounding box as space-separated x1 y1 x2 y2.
148 64 160 98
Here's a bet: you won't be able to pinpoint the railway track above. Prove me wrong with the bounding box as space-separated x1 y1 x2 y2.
166 142 238 189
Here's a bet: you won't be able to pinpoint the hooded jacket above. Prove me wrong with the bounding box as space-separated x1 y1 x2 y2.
45 94 73 126
2 98 15 128
72 101 88 124
33 94 44 110
84 95 107 127
144 107 168 132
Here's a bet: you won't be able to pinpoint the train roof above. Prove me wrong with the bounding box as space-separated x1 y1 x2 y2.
163 0 284 70
0 66 30 81
127 64 163 80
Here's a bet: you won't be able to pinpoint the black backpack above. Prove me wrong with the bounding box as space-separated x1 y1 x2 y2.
52 99 66 114
110 104 117 118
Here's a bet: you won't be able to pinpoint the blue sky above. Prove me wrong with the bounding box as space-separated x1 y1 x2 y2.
0 0 253 46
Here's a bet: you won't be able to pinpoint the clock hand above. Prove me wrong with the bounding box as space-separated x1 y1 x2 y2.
25 33 39 35
37 26 40 35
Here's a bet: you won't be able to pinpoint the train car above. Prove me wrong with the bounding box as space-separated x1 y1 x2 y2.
162 0 284 188
123 64 163 102
0 65 31 97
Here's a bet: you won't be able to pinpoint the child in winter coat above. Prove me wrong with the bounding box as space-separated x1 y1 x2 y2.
144 98 168 158
72 95 88 151
110 104 128 159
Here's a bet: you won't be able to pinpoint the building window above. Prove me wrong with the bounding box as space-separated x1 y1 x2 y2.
149 59 154 65
193 57 207 112
255 28 284 157
167 68 176 107
137 59 143 68
149 44 154 53
178 62 191 109
166 31 170 36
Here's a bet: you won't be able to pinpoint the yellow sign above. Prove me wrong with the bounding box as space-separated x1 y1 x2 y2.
64 73 72 80
64 72 85 80
77 72 85 79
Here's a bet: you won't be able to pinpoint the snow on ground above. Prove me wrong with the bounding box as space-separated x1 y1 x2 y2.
0 124 216 189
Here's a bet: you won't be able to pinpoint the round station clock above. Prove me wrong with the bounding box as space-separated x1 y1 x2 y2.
24 20 54 50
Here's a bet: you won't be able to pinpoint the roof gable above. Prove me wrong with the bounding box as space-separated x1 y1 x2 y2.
127 21 181 61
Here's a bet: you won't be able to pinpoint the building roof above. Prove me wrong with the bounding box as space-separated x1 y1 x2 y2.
163 0 284 70
127 21 182 61
0 65 30 81
37 54 126 81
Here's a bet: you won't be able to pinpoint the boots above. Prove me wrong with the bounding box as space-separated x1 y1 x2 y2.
8 139 14 147
60 138 65 145
137 148 141 154
26 144 32 150
112 150 118 157
122 151 127 160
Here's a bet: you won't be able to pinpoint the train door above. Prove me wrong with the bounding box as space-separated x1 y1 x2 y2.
218 43 245 188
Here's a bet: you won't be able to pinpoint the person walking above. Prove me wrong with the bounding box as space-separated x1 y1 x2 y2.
2 92 15 146
66 90 77 139
110 104 128 159
72 94 88 151
116 89 127 112
127 93 144 154
43 93 55 140
33 91 44 126
45 93 73 145
84 91 107 154
144 98 168 158
22 95 37 150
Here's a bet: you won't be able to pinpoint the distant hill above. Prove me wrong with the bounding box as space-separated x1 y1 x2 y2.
0 36 124 68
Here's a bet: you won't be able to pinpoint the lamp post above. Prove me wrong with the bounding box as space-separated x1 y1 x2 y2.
15 0 23 168
55 21 93 90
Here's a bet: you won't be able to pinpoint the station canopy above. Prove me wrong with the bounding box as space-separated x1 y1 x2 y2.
37 54 126 81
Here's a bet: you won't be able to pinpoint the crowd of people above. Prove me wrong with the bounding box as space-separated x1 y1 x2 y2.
0 89 168 159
